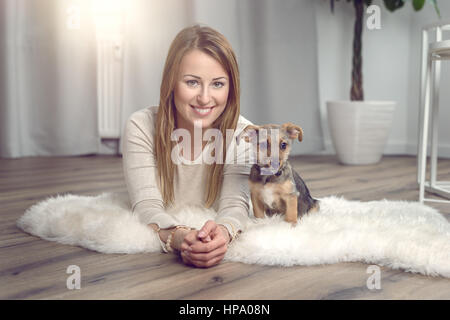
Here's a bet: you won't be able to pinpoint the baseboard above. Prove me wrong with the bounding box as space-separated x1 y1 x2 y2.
392 141 450 159
98 139 120 155
301 139 450 159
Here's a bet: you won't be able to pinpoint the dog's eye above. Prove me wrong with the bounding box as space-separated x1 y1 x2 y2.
280 142 287 150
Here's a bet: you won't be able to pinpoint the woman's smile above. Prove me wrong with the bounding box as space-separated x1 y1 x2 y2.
190 105 215 116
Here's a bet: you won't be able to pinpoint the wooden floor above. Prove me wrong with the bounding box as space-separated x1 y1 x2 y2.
1 155 450 300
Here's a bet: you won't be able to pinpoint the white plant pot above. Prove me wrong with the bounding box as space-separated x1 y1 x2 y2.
326 101 396 165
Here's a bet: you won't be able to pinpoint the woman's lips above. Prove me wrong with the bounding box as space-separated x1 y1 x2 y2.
190 105 214 116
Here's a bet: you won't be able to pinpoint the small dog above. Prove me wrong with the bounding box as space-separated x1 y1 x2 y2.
238 123 319 224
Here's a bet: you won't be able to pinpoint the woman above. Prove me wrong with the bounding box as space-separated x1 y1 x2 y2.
122 24 253 268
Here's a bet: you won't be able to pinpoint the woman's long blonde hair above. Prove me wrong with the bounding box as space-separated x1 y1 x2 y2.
155 24 240 208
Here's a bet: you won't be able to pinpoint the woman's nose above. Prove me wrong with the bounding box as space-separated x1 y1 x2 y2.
197 87 211 105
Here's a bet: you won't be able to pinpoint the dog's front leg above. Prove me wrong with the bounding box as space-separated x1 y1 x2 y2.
284 195 298 225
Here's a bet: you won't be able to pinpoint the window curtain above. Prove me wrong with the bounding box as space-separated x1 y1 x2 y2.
0 0 99 158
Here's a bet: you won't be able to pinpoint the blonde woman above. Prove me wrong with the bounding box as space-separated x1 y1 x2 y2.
122 25 253 268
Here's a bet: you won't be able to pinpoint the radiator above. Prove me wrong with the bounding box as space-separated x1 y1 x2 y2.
96 34 123 139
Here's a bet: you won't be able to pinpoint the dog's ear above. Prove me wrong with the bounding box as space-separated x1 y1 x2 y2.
282 123 303 142
236 125 260 145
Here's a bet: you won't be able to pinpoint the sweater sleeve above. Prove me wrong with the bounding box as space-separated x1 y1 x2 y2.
121 108 178 229
215 118 254 237
215 163 252 238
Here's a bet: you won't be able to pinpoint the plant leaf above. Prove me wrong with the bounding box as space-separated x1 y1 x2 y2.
412 0 425 11
430 0 441 18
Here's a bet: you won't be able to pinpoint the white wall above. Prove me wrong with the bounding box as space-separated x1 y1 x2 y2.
315 0 450 157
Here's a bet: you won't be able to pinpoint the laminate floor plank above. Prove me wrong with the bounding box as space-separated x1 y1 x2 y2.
1 155 449 300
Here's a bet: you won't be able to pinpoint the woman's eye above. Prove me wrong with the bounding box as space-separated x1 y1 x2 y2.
186 80 198 87
212 81 225 88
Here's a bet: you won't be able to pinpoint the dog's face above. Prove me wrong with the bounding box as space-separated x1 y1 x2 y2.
238 123 303 173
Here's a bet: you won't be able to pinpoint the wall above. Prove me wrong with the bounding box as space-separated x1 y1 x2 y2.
118 0 450 158
315 0 450 158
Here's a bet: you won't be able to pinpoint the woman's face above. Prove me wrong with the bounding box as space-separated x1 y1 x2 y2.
174 49 229 131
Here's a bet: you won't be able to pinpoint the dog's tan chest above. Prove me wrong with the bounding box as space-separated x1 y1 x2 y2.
249 179 296 211
261 185 277 209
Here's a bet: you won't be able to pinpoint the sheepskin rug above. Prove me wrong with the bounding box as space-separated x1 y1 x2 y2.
17 192 450 278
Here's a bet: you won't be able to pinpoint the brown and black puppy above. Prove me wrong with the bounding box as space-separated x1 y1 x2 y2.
238 123 319 224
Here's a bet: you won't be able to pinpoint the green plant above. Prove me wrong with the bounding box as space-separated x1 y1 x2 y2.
330 0 440 101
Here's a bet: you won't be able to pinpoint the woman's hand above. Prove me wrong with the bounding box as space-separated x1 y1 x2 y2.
179 220 230 268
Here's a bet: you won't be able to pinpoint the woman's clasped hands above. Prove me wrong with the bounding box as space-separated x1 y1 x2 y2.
178 220 230 268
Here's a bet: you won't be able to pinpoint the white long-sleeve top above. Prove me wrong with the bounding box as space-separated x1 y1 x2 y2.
121 106 254 237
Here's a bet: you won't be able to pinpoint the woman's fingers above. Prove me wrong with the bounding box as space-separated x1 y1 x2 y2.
190 231 227 253
197 254 225 268
179 223 229 268
185 229 228 266
198 220 217 240
187 243 227 262
181 250 226 268
180 248 193 265
180 230 198 250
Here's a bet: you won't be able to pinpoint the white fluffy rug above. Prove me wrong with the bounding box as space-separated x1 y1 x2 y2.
17 192 450 278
